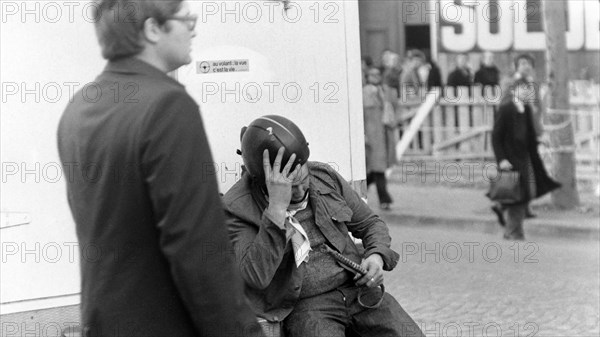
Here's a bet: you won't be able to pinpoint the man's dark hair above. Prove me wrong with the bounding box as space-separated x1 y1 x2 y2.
94 0 183 61
514 53 535 69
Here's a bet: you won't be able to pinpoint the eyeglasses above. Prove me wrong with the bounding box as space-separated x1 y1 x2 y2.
167 15 197 31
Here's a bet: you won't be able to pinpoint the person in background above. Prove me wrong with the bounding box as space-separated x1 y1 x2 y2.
513 53 536 81
57 1 263 336
397 49 426 156
514 53 545 218
491 77 561 240
513 53 543 137
380 50 403 173
381 50 402 98
447 53 473 88
474 51 500 88
400 49 426 94
363 67 395 210
423 52 443 90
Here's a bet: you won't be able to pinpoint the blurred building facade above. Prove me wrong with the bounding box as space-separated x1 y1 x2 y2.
358 0 600 84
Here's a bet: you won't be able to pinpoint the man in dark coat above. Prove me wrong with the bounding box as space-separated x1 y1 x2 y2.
474 51 500 88
447 53 473 88
57 1 263 336
491 78 561 240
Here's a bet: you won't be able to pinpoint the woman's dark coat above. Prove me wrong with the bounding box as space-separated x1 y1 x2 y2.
491 100 561 202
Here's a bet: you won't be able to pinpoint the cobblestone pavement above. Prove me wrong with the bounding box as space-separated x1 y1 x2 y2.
382 224 600 337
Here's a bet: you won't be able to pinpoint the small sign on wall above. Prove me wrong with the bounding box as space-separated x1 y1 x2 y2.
197 59 250 74
0 212 31 229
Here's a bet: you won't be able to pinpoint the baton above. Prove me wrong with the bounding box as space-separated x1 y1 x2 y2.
322 244 367 275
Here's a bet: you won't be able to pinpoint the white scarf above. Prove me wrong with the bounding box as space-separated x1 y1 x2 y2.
286 196 311 267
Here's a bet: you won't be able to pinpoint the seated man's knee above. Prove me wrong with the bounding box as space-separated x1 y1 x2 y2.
285 316 346 337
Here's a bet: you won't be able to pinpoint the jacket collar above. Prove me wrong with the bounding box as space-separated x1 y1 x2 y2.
104 57 183 88
309 175 336 196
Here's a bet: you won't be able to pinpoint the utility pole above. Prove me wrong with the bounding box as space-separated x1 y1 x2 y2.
541 0 580 208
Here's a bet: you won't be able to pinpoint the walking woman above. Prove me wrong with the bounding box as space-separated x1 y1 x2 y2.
363 67 394 210
491 77 561 240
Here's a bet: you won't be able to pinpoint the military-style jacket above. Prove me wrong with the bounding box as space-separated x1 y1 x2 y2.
223 162 399 322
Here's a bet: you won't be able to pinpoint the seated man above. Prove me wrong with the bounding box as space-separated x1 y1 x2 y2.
223 115 424 337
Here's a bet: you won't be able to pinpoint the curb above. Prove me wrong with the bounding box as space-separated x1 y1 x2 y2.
379 212 600 241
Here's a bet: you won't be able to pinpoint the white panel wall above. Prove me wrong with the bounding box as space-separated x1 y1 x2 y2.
177 0 365 191
0 0 364 313
1 2 104 313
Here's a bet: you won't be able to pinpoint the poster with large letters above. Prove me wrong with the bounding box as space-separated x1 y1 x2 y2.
437 0 600 53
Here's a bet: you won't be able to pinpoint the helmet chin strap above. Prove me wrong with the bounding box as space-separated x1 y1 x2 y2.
290 188 309 206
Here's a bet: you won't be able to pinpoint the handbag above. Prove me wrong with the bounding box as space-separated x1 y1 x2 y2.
486 169 522 204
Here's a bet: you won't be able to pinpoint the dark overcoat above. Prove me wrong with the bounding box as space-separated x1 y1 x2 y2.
447 68 472 87
491 100 561 202
57 57 262 337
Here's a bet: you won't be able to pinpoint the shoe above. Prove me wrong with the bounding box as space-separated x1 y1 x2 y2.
503 233 525 241
491 205 505 227
380 203 391 211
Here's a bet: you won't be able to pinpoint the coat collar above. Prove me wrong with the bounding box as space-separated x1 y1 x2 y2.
104 57 183 88
308 166 337 196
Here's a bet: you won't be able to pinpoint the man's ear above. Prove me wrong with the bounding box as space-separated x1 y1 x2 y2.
141 17 163 44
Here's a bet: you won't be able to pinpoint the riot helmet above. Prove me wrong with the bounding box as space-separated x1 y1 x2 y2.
239 115 310 185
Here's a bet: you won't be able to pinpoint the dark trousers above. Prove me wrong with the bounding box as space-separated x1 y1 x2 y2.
367 172 393 204
284 284 424 337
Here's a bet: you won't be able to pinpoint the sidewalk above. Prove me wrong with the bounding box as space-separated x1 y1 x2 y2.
367 183 600 240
